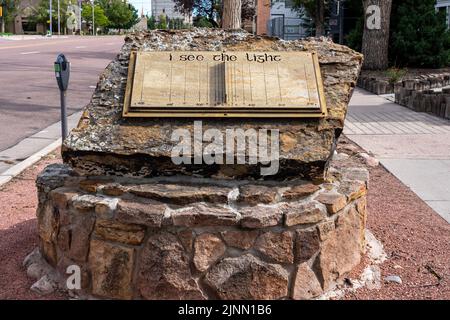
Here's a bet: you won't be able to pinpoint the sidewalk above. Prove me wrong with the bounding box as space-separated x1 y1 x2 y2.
0 112 81 185
345 88 450 223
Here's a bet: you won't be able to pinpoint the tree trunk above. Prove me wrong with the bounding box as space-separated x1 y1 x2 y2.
222 0 241 30
361 0 392 70
315 0 325 37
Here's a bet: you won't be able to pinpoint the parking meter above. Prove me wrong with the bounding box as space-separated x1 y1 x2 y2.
54 54 70 139
55 54 70 91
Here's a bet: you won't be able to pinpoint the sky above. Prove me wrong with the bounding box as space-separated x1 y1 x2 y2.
128 0 152 16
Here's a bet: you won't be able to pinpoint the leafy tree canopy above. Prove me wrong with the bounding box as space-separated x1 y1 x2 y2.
174 0 254 27
81 3 109 28
390 0 450 68
101 0 138 30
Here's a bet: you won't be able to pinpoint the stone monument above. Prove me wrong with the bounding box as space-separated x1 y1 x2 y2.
29 29 366 300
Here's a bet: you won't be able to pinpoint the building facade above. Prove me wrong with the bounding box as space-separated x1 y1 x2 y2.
151 0 192 24
436 0 450 26
267 0 307 40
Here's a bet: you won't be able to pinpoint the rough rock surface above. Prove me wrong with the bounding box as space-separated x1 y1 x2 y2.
255 231 294 264
137 231 204 300
88 239 135 299
292 263 323 299
31 153 368 300
193 233 226 272
205 254 289 300
62 29 363 181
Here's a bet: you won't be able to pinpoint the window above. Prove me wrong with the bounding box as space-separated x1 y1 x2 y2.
285 25 300 34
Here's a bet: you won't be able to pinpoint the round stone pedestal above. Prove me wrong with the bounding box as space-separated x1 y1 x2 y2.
31 157 368 300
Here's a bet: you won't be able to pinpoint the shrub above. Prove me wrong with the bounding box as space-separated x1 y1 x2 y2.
385 67 408 84
390 0 450 68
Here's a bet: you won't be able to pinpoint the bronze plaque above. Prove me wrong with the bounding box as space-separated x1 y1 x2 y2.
123 51 327 118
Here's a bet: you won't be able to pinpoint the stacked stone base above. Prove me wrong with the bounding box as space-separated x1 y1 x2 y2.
33 158 368 300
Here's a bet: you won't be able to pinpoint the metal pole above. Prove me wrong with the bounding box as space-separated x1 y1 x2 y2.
92 1 95 36
57 0 60 36
60 90 68 139
1 4 5 34
338 1 344 44
49 0 52 36
78 0 82 35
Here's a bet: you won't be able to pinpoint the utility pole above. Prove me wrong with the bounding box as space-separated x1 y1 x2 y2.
338 0 344 44
1 3 5 34
78 0 82 35
91 0 95 36
49 0 53 36
57 0 60 36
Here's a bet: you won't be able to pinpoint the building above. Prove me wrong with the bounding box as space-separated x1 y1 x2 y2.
151 0 192 24
2 0 86 35
254 0 270 35
436 0 450 26
2 0 41 34
267 0 307 40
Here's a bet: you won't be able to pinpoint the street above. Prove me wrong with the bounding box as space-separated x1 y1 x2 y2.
0 36 124 152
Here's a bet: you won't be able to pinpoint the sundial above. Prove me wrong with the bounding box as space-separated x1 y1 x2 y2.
123 51 327 118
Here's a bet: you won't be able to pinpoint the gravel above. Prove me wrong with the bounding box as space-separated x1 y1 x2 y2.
339 136 450 300
0 151 65 300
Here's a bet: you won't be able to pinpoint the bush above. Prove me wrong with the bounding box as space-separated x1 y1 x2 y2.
147 16 156 30
157 14 167 29
385 67 408 84
194 16 213 28
346 17 363 53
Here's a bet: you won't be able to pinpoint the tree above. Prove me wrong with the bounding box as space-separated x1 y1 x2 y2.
194 16 213 28
30 0 74 33
361 0 392 70
157 14 167 29
1 0 20 33
103 0 138 31
147 15 156 29
346 16 363 52
222 0 241 29
390 0 450 68
342 0 364 50
123 4 139 29
293 0 328 37
174 0 254 28
81 4 109 30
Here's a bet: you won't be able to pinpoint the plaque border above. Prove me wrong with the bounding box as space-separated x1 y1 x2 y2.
122 51 328 118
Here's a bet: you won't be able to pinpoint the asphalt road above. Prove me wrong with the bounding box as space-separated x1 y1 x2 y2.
0 36 124 152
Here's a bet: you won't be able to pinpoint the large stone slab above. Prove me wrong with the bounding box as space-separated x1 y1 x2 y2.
62 29 363 181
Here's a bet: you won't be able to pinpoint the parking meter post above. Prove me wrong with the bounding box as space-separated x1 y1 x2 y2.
60 90 68 139
54 54 70 140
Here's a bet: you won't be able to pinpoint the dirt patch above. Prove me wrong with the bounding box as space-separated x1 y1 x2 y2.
338 136 450 300
0 150 66 300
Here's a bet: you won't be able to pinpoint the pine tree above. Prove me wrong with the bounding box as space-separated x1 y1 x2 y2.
390 0 450 68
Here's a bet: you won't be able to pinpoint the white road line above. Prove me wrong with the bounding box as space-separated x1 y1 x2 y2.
20 51 40 55
75 46 86 49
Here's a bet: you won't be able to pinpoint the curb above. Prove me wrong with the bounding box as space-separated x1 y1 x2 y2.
0 138 62 187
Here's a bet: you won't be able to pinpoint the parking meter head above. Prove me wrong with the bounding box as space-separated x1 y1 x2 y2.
55 54 70 91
